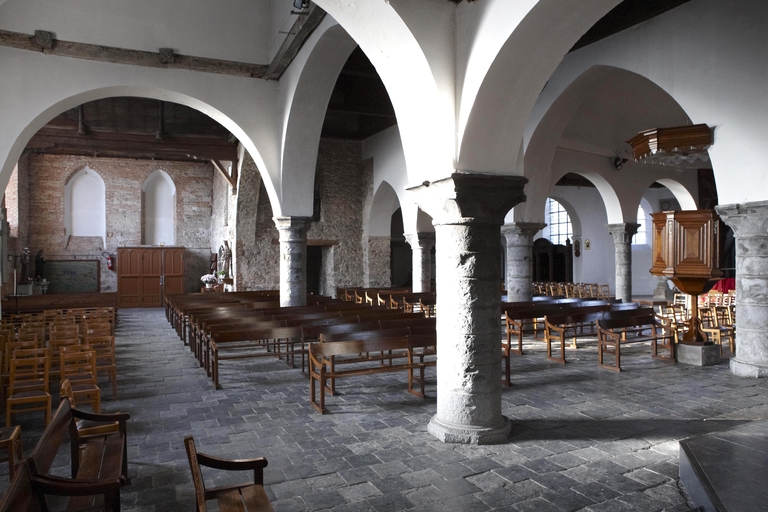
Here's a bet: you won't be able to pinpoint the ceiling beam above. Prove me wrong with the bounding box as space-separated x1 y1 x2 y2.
0 3 326 81
0 29 268 78
26 129 238 162
267 2 326 80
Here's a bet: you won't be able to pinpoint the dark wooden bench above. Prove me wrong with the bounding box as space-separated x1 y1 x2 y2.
596 311 675 371
21 398 130 511
2 292 118 317
543 303 643 363
185 436 273 511
309 334 436 413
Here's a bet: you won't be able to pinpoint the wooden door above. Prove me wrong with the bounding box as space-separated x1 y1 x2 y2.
117 248 143 307
162 248 185 299
140 249 163 307
118 247 186 307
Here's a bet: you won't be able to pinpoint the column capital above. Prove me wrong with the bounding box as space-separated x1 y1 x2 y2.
404 232 436 250
501 222 546 241
273 216 311 241
607 223 640 244
408 172 527 226
716 201 768 237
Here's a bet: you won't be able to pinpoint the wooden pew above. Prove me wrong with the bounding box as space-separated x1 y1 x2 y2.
23 398 130 511
309 333 436 414
208 310 431 387
543 303 642 364
2 292 118 317
596 310 676 371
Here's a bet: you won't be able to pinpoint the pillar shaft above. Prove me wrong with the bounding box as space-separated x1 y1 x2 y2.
502 223 546 302
717 202 768 377
405 232 435 293
409 172 527 444
607 223 639 302
274 216 311 307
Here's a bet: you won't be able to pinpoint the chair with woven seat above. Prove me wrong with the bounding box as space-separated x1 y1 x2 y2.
6 348 51 427
59 347 100 413
185 435 273 512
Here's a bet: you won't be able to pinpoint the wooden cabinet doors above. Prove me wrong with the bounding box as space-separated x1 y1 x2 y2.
117 247 184 308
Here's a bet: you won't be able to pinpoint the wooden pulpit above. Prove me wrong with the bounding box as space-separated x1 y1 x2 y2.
650 210 722 343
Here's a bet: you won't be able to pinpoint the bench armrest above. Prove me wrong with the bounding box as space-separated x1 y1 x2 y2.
71 408 130 425
30 473 122 496
196 452 269 472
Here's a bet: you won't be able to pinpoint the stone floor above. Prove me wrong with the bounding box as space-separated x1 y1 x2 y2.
4 307 767 511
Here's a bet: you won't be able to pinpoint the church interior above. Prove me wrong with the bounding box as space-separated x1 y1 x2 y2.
0 0 767 510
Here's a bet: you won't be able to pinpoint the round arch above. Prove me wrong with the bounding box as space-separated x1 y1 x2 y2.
0 64 280 217
522 64 697 223
654 179 698 211
545 195 582 239
367 181 402 237
313 0 454 184
457 0 622 174
280 21 358 216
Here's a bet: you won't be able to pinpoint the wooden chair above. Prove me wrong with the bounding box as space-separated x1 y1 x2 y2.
59 347 100 413
84 321 113 339
6 348 51 427
83 334 118 399
184 435 273 512
699 306 735 354
1 339 38 404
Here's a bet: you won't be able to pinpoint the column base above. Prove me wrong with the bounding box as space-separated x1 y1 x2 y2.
428 415 511 445
730 358 768 378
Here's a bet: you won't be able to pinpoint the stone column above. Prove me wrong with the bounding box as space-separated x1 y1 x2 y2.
274 216 311 307
404 232 435 292
501 222 545 302
409 173 527 444
717 201 768 377
607 223 639 303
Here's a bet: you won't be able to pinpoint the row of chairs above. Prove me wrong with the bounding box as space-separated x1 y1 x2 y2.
534 282 611 299
6 344 105 427
656 302 736 354
698 289 736 307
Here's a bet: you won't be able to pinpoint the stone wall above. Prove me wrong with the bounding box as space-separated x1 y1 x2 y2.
233 153 266 291
361 157 391 287
308 139 366 295
7 154 213 294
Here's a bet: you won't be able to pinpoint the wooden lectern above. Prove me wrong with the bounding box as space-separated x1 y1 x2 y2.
650 210 722 344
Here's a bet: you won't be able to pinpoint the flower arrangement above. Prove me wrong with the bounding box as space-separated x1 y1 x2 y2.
217 270 226 277
200 274 218 284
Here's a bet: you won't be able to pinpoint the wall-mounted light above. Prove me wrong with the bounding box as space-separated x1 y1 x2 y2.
613 157 628 171
293 0 309 9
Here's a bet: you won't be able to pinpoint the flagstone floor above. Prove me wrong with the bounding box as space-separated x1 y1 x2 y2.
4 307 767 511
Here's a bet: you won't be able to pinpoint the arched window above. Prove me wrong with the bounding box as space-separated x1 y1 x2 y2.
633 205 647 245
546 198 572 245
64 167 106 246
142 170 176 246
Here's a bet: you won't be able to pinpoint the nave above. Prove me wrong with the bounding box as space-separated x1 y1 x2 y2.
5 308 767 511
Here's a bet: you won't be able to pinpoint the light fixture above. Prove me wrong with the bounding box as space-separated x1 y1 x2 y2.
613 156 628 170
293 0 309 9
626 124 713 166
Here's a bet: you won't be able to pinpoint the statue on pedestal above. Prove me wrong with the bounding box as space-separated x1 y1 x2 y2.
218 240 232 279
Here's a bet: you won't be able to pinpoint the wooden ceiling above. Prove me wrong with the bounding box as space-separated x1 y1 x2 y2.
25 98 238 162
23 0 691 161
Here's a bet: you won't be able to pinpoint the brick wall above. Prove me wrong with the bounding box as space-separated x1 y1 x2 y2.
8 154 213 294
